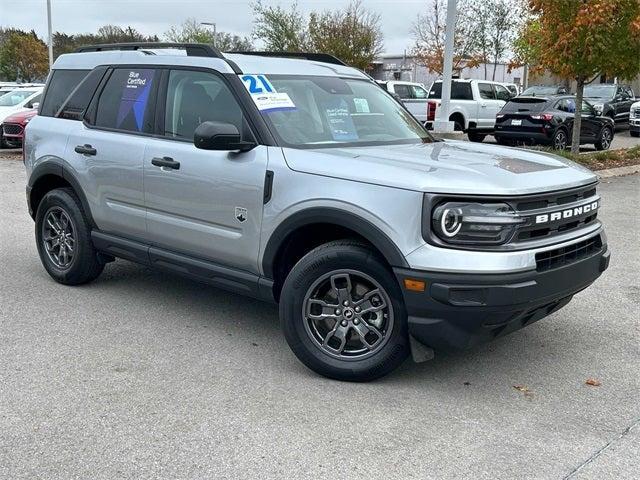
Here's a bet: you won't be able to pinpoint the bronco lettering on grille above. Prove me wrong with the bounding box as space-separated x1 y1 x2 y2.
534 200 599 224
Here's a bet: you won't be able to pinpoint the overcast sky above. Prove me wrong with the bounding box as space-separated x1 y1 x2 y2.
1 0 429 54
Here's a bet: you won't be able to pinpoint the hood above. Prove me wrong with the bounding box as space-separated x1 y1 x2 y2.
0 106 22 123
2 108 36 124
282 140 597 195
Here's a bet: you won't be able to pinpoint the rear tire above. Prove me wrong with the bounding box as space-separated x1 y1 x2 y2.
468 131 486 142
280 240 409 382
552 128 568 150
594 126 613 151
35 188 104 285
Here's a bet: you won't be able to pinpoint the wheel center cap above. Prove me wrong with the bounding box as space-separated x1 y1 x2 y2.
343 308 354 319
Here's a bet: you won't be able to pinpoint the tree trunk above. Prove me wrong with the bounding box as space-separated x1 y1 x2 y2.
492 60 497 81
571 77 585 154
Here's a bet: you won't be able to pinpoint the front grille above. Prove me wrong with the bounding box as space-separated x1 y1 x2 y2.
514 184 599 242
632 108 640 118
535 236 602 272
2 123 23 135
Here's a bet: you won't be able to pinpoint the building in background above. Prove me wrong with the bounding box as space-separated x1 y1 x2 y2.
369 54 526 89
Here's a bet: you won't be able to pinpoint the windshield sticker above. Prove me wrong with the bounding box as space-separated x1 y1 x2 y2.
117 69 154 132
353 98 370 113
324 98 358 141
241 74 297 112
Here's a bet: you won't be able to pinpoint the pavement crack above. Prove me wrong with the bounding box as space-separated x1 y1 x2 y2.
563 417 640 479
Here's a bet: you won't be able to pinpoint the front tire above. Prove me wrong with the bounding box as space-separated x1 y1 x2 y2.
280 240 409 381
594 126 613 151
35 188 104 285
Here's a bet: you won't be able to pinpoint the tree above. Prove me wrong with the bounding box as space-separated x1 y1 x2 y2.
165 18 253 51
53 25 159 59
411 0 482 75
515 0 640 152
0 30 49 82
252 1 309 51
308 0 384 70
469 0 524 80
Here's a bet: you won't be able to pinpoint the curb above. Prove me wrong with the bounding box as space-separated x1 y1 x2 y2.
596 164 640 178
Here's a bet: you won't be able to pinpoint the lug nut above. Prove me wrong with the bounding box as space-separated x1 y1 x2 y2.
343 300 349 306
341 320 348 327
354 306 361 313
354 319 360 325
335 309 341 315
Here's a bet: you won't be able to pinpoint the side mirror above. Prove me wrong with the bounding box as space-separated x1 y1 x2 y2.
194 121 256 152
29 102 39 109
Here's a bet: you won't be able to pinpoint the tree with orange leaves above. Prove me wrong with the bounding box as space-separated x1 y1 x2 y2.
515 0 640 153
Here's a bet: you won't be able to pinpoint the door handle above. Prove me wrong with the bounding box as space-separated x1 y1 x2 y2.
480 104 488 108
151 156 180 170
74 144 97 156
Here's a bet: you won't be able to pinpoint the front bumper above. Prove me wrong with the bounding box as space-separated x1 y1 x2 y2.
630 119 640 133
394 243 609 351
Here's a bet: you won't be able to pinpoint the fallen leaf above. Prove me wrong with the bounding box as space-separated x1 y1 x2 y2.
513 384 534 397
585 378 601 387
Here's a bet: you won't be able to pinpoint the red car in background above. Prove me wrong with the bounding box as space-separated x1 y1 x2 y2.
2 108 37 148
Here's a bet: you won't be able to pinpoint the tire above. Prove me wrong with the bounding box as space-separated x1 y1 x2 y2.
495 136 513 146
280 240 409 381
630 130 639 138
552 128 568 150
35 188 104 285
467 131 486 142
594 126 613 151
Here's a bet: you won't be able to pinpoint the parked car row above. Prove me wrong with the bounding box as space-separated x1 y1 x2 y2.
0 85 44 148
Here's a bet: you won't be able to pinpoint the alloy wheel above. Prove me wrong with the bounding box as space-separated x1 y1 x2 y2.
553 130 567 150
600 128 612 149
302 270 394 360
42 206 76 269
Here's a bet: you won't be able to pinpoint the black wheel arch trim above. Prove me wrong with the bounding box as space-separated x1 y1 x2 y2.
261 207 408 279
28 160 96 228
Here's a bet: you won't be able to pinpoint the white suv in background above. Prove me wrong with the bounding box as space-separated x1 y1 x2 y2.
377 80 429 124
426 79 512 142
630 100 640 137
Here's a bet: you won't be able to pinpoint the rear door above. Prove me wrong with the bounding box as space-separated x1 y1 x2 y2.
476 82 499 128
66 67 159 241
142 68 268 273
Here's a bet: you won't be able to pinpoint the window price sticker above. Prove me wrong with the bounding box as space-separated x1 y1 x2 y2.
241 74 296 112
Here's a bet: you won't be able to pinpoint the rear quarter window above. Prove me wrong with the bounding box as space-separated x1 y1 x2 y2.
58 67 108 121
40 69 90 117
428 82 473 100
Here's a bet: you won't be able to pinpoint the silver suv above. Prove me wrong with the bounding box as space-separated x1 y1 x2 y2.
25 43 610 381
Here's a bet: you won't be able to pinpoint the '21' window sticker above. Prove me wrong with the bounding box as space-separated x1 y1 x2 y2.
241 74 296 113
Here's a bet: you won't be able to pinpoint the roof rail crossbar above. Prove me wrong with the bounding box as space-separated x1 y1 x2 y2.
75 42 224 59
231 51 347 67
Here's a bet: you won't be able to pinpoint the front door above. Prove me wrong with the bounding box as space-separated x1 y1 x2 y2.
477 82 500 128
143 69 268 273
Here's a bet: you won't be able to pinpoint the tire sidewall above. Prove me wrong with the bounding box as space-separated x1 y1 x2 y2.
35 189 95 284
280 243 409 381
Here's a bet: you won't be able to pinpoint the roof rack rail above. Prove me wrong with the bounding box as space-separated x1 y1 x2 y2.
75 42 224 59
232 51 348 67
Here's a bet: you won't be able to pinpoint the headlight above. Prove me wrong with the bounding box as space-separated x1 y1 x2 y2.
592 103 604 115
432 202 525 245
24 118 31 124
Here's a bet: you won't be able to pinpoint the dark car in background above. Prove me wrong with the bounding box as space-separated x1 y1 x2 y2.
521 85 569 96
584 84 635 127
494 95 614 150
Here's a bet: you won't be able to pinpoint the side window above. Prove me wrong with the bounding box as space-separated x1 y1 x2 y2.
94 68 157 133
556 99 576 113
40 69 90 117
164 69 245 141
393 84 412 99
494 84 511 101
412 85 428 99
478 83 496 100
58 67 108 121
452 82 473 100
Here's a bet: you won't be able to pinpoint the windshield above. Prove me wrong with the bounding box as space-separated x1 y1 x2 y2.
257 76 432 148
0 89 36 107
584 85 616 100
521 86 559 95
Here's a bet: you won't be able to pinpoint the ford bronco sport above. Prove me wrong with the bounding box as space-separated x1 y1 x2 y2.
25 43 610 381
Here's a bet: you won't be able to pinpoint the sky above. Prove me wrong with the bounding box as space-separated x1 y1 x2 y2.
0 0 429 54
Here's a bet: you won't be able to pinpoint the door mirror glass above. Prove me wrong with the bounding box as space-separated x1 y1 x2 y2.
194 121 256 151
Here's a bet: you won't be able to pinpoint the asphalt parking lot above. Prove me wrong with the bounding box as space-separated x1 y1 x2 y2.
0 156 638 479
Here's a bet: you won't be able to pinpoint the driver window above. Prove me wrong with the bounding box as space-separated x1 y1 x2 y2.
164 70 246 140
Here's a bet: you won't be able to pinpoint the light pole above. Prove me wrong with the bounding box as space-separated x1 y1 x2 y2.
200 22 217 47
433 0 456 134
46 0 54 68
